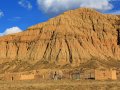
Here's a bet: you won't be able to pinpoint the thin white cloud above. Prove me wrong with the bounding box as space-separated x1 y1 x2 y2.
111 10 120 15
8 17 22 21
0 27 22 36
0 10 4 18
37 0 113 14
18 0 32 9
13 17 21 20
108 0 120 1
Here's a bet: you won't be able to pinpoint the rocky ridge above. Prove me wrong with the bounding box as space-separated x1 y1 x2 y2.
0 8 120 72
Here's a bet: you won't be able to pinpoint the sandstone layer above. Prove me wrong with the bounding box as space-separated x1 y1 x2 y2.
0 8 120 72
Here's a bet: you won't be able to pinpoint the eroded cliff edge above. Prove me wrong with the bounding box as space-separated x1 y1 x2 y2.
0 8 120 72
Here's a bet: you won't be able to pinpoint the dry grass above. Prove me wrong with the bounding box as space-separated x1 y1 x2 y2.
0 80 120 90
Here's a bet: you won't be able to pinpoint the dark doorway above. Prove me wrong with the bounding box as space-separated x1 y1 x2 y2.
12 76 14 81
53 71 58 80
88 72 95 80
117 29 120 45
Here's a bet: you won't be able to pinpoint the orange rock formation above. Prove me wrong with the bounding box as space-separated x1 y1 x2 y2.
0 8 120 72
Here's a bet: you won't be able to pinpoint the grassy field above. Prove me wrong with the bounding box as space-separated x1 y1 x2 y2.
0 80 120 90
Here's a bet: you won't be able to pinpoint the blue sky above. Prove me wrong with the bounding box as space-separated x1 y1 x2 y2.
0 0 120 36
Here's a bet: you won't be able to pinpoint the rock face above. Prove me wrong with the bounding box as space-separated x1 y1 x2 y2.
0 8 120 72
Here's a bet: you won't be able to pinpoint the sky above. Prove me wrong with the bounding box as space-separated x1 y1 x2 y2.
0 0 120 36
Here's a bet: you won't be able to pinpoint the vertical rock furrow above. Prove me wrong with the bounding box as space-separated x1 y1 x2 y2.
65 37 73 64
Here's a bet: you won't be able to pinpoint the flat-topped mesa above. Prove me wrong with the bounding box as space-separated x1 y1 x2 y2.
0 8 120 72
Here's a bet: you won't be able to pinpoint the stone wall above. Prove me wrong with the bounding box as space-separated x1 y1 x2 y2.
4 73 21 80
2 69 117 81
20 74 35 80
95 69 117 80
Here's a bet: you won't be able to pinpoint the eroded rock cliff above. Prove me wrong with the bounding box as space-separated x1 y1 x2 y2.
0 8 120 72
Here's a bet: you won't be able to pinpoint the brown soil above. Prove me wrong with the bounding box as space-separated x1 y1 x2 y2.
0 80 120 90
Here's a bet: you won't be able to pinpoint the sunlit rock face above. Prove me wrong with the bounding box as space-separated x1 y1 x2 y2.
0 8 120 72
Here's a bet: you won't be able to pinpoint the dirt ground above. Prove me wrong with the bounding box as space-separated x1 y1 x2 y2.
0 80 120 90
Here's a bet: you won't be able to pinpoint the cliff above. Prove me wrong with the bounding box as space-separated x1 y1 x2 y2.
0 8 120 72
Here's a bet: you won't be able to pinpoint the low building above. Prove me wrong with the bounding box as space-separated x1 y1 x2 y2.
70 70 80 80
69 68 117 80
4 73 21 81
4 71 36 81
34 69 63 80
95 68 117 80
69 69 95 80
49 70 63 80
83 69 95 79
3 68 117 81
